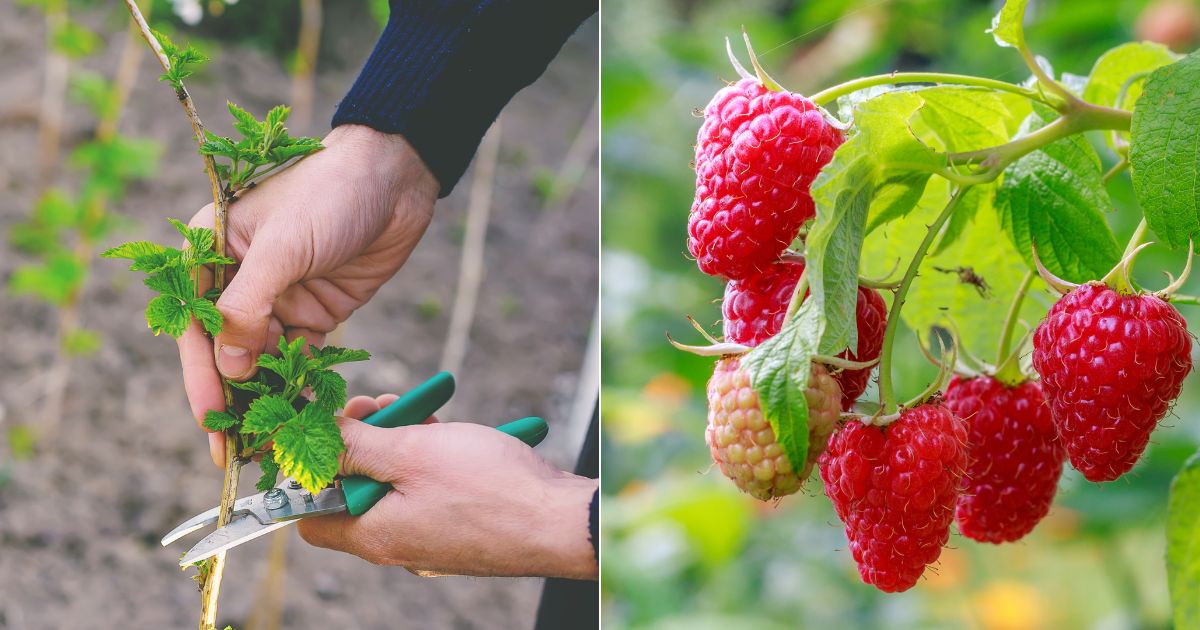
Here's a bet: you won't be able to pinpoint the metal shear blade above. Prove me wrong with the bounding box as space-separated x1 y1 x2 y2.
170 480 348 566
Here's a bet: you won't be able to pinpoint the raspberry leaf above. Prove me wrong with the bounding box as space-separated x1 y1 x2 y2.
240 395 295 436
1168 453 1200 630
309 345 371 369
1084 42 1176 112
202 410 240 432
255 455 281 493
912 86 1025 154
996 107 1122 282
862 178 1050 356
809 91 940 355
741 301 824 472
1131 51 1200 249
188 297 223 336
272 404 345 495
146 294 191 337
309 369 348 412
988 0 1028 50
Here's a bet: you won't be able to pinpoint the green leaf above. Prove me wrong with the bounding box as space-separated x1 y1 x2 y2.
1131 51 1200 249
203 410 240 432
230 379 274 396
71 136 161 198
309 345 371 369
70 71 118 121
996 109 1122 282
265 105 290 129
144 265 194 300
1084 42 1176 110
911 86 1021 153
740 302 824 473
51 20 99 58
152 29 180 57
167 218 216 254
199 132 239 159
132 248 183 274
101 240 164 260
256 455 281 492
1168 452 1200 630
9 254 85 306
988 0 1028 49
227 102 262 139
309 369 348 412
145 294 191 338
808 91 940 355
241 395 296 436
188 297 223 336
268 142 323 163
272 404 345 495
101 240 167 266
861 178 1051 356
62 328 101 356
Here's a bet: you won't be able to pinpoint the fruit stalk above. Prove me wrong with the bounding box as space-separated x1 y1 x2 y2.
877 186 969 413
121 2 239 628
810 72 1050 107
993 270 1034 385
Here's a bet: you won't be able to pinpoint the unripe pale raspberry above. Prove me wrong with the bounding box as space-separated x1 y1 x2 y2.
819 403 968 592
688 79 843 280
705 356 842 501
945 375 1065 543
1032 283 1193 482
722 259 886 409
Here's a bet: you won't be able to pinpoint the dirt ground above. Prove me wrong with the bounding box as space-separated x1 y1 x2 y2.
0 3 598 629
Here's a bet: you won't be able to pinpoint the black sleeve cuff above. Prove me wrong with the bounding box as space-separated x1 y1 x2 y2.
332 0 596 197
589 487 598 562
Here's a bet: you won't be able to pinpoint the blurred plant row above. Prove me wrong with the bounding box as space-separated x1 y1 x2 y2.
601 0 1200 628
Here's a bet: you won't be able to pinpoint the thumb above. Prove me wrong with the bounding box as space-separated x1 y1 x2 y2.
213 239 298 379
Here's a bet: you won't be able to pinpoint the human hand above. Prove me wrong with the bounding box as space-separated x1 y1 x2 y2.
296 394 599 580
177 125 440 465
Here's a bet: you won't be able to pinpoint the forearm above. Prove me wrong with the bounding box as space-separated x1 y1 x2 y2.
332 0 596 196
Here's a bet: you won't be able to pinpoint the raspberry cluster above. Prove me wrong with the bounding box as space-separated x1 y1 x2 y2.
688 79 843 280
722 259 886 409
818 403 968 592
1032 283 1193 482
705 356 842 500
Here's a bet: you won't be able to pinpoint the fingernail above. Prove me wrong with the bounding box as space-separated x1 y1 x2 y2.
217 344 252 378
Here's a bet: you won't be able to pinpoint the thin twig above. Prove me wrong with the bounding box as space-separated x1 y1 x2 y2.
538 97 598 213
37 0 69 188
289 0 322 131
121 3 238 628
440 121 502 378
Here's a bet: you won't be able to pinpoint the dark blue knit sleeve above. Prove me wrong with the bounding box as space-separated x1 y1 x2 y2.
332 0 596 197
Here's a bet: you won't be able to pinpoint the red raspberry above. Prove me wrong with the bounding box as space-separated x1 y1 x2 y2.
688 79 843 280
722 259 886 409
1032 283 1192 482
818 403 968 592
705 356 842 501
944 376 1065 543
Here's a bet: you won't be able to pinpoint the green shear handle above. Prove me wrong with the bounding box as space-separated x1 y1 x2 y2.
341 371 549 515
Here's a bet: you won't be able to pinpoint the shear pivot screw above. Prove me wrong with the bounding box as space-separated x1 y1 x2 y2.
263 488 287 510
289 480 303 490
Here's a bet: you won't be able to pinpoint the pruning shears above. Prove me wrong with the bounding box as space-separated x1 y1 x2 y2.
161 371 549 566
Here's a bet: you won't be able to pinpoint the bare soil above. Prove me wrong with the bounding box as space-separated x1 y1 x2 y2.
0 4 597 629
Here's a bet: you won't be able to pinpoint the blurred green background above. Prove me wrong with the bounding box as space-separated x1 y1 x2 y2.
600 1 1200 628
